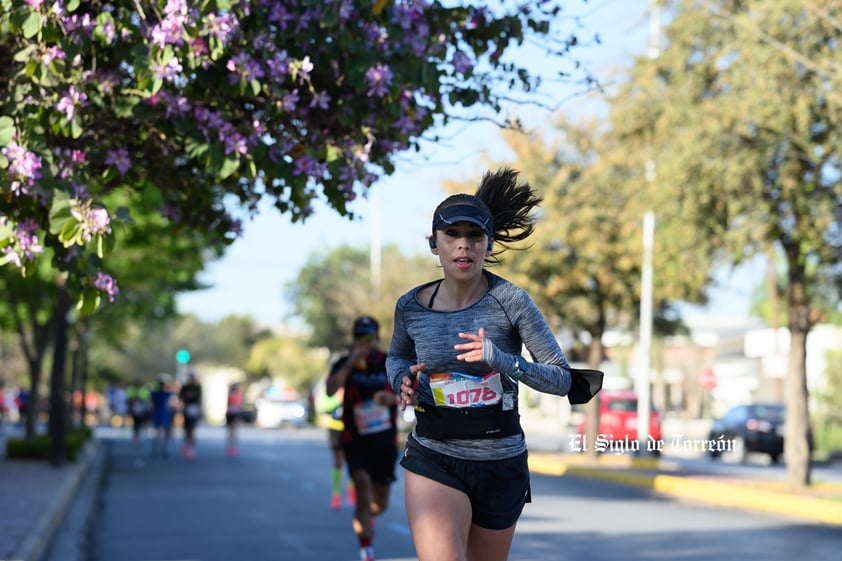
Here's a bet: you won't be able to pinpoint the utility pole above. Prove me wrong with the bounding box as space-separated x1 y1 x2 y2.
636 211 655 453
636 0 661 455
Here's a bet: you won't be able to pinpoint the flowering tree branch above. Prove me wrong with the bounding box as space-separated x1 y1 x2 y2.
0 0 593 311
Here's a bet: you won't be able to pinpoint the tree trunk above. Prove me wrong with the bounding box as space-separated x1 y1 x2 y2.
24 358 42 439
69 327 84 428
12 296 54 440
583 316 606 458
784 266 812 490
49 282 70 467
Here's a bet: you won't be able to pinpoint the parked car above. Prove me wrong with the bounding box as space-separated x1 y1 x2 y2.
254 397 308 429
575 390 662 454
707 402 796 464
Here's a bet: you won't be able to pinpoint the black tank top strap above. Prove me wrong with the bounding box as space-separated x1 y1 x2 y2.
427 280 442 308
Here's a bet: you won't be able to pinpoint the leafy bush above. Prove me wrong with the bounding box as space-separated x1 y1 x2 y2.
5 427 93 462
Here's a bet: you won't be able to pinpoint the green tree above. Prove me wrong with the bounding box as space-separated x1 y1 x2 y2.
0 185 220 449
246 336 330 395
813 349 842 454
88 313 266 383
620 0 842 488
0 269 57 438
287 243 436 353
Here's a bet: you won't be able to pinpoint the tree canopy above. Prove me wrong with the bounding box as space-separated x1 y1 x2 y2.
617 0 842 489
1 0 594 311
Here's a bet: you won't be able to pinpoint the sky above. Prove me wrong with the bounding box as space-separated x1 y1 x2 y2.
176 1 762 328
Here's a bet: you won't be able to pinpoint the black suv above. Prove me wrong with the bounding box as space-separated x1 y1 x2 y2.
708 403 787 463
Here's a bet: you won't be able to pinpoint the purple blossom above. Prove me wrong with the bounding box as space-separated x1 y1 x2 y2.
394 3 426 30
222 129 247 155
55 85 87 121
204 13 238 42
63 13 95 38
365 64 393 98
162 93 191 118
100 17 116 43
339 0 354 20
251 118 267 138
293 155 317 176
2 246 21 268
152 57 183 82
395 114 414 135
410 36 427 57
73 183 90 199
41 45 66 65
226 53 264 84
452 51 473 75
279 89 299 112
71 201 111 242
253 32 271 51
97 71 121 95
266 50 290 81
93 272 119 303
191 37 209 59
310 90 331 110
2 141 42 196
363 22 385 45
15 218 44 260
105 148 131 175
150 0 188 47
53 147 87 180
2 218 44 268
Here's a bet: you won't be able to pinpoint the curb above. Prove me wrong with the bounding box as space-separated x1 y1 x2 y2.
9 441 98 561
528 454 842 526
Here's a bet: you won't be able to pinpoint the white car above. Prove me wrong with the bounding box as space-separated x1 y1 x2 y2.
254 397 308 428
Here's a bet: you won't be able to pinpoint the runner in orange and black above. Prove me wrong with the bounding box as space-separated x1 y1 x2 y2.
326 316 399 561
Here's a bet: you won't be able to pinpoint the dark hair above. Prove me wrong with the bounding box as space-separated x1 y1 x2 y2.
432 167 542 264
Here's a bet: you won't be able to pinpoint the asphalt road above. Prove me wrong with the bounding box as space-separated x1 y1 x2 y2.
46 425 842 561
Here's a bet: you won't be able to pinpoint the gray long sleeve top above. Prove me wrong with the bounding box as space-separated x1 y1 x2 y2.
386 271 572 460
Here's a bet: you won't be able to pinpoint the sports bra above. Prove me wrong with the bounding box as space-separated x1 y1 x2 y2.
427 280 442 308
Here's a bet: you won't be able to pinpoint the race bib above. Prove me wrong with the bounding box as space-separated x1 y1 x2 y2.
353 400 392 435
429 372 503 408
185 404 200 418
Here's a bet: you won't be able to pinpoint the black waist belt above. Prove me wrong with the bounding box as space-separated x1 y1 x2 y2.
413 402 521 440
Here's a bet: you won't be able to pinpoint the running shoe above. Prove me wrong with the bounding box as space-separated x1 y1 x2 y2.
346 485 356 506
360 546 375 561
330 493 342 510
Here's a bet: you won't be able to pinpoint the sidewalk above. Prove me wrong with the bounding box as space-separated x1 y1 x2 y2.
0 428 99 561
1 426 841 561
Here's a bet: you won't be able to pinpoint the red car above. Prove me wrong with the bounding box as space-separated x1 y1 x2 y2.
575 390 662 454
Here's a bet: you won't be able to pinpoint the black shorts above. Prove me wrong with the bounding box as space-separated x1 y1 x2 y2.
226 412 239 425
400 436 531 530
343 443 398 486
183 415 199 432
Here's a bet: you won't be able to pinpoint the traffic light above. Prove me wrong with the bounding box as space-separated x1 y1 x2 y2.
175 349 191 364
